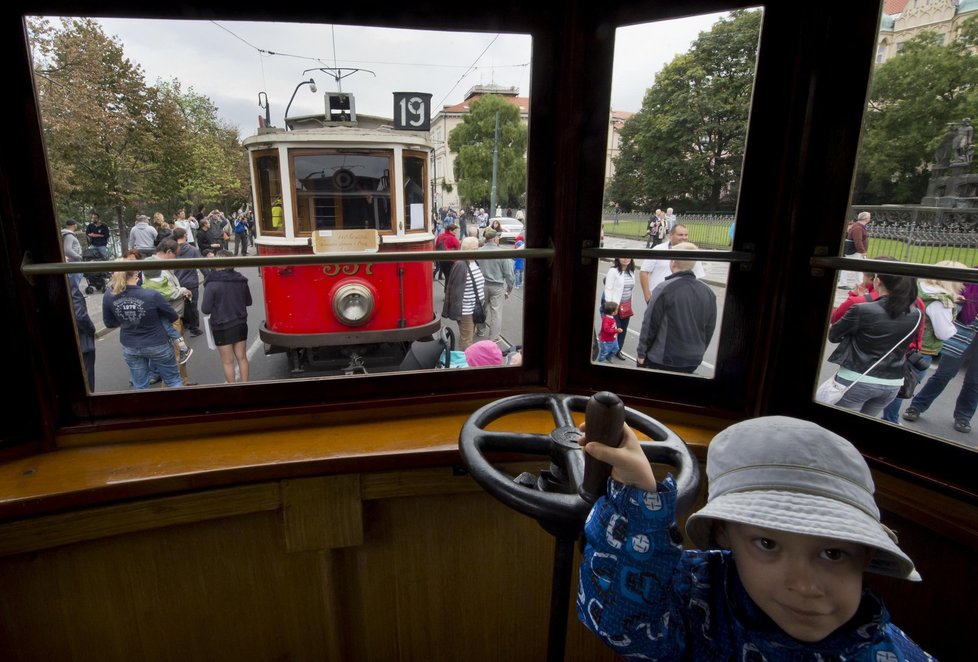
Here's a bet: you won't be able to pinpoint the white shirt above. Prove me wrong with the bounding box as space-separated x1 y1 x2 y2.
640 242 705 297
174 218 198 244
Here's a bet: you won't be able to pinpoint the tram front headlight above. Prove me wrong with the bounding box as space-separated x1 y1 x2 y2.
333 283 375 326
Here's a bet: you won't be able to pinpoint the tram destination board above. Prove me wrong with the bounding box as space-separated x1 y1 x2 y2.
393 92 432 131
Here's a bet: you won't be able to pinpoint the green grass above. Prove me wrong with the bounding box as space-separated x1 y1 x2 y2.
868 239 978 267
603 220 978 264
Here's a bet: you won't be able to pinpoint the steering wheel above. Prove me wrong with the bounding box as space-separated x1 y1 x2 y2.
459 392 700 531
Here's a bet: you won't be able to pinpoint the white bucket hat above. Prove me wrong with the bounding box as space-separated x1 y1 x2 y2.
685 416 920 581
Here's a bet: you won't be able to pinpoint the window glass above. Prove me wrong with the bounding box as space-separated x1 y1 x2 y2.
293 151 393 233
254 151 283 235
403 152 427 232
27 16 532 393
596 9 761 377
816 8 978 452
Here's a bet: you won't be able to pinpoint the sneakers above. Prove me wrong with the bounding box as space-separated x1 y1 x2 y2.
953 419 971 433
178 347 194 365
615 351 626 361
148 376 162 385
188 328 204 337
902 407 921 422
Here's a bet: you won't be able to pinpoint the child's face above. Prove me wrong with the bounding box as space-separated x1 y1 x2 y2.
718 522 872 643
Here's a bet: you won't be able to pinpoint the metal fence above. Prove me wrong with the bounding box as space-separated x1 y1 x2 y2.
850 205 978 266
605 206 978 260
604 214 734 250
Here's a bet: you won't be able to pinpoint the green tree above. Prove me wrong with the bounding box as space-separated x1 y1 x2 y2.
148 80 245 211
855 19 978 204
29 17 154 233
447 95 527 209
608 10 761 212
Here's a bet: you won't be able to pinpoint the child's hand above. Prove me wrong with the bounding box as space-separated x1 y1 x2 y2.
579 423 657 492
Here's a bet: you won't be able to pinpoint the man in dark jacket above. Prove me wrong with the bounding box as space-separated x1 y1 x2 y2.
636 241 717 373
172 227 203 336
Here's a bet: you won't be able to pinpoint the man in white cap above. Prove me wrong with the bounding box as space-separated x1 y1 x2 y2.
578 416 931 660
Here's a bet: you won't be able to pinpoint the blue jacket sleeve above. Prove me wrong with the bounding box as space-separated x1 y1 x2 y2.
577 476 687 659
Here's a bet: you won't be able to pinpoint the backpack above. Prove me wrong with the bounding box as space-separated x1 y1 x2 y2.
234 219 247 235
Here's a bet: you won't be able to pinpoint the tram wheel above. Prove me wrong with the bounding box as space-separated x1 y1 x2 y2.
458 392 700 530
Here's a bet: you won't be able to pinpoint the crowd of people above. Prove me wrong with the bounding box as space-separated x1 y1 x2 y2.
62 205 255 390
822 210 978 435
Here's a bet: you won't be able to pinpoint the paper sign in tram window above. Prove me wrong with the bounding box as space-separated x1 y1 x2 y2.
409 203 425 230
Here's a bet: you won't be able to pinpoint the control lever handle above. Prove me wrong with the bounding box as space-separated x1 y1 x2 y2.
579 391 625 504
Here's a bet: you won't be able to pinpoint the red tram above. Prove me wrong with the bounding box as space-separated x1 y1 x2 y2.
243 92 441 373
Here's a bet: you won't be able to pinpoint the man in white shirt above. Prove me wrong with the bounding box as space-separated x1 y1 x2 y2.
639 224 705 303
173 209 199 246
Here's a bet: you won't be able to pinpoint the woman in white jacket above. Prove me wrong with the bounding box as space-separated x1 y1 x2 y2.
602 257 636 360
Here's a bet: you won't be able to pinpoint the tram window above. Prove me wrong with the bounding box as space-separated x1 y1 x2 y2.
22 16 533 402
403 153 427 232
813 9 978 454
254 152 284 236
593 9 761 377
292 151 394 234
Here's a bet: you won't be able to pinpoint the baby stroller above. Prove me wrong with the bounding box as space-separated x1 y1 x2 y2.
399 327 456 370
81 246 109 294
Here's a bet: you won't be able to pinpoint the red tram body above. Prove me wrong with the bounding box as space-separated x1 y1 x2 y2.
243 99 440 373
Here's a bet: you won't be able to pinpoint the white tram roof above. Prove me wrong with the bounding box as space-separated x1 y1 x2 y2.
243 114 431 150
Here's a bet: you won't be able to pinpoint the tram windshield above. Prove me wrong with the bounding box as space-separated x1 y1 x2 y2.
292 151 394 233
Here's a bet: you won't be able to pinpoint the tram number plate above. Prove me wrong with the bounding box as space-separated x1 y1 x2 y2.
393 92 432 131
323 264 374 277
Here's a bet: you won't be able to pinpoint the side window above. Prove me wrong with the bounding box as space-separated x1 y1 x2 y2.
403 152 427 232
254 151 283 235
595 9 762 378
815 9 978 452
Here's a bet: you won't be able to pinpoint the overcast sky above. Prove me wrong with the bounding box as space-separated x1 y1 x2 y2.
40 11 734 138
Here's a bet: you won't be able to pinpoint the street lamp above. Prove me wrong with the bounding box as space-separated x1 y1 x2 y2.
284 78 317 129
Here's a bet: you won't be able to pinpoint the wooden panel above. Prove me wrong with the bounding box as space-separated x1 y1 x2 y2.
282 475 363 551
0 483 280 557
330 490 620 662
0 512 332 661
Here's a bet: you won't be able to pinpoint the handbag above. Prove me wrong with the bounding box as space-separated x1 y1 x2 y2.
843 238 857 255
897 362 919 399
618 299 634 319
466 265 488 324
817 308 922 405
815 376 849 405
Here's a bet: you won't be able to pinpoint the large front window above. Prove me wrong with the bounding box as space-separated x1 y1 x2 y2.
292 151 393 233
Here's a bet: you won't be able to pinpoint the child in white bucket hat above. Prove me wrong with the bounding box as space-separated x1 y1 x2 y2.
577 416 934 660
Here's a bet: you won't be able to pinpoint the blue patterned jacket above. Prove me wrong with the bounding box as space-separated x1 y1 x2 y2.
577 477 936 661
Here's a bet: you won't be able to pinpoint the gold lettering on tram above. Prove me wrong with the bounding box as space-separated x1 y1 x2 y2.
323 264 374 277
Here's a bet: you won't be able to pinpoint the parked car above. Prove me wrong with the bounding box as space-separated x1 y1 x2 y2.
490 217 524 243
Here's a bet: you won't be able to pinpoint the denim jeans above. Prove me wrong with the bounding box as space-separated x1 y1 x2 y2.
911 340 978 423
615 313 632 352
880 355 932 423
123 343 183 389
597 340 618 362
835 376 899 416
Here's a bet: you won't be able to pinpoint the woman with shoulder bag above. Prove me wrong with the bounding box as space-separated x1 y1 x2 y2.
442 236 484 350
882 262 965 422
825 272 921 415
602 257 636 361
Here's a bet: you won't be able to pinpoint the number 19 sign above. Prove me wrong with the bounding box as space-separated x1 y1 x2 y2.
393 92 432 131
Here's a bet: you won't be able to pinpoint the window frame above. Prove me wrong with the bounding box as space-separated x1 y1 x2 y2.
3 2 977 500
